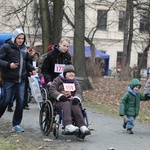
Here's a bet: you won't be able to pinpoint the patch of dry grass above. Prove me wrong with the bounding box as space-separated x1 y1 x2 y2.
83 77 150 124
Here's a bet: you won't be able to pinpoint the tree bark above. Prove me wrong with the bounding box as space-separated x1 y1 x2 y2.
120 0 133 80
52 0 64 44
74 0 92 89
39 0 51 53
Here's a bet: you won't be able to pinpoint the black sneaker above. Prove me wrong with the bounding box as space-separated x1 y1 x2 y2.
123 118 127 129
23 106 30 110
127 129 133 134
7 107 13 112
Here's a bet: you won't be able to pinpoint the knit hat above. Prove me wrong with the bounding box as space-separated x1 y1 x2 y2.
63 65 75 78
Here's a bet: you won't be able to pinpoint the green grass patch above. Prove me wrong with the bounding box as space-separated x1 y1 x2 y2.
83 100 119 116
83 100 150 125
0 133 40 150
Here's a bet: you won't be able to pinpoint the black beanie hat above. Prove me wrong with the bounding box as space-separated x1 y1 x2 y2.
63 65 75 78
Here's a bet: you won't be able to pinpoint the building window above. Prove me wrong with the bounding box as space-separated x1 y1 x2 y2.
118 11 125 31
97 10 107 30
138 53 147 69
139 13 150 33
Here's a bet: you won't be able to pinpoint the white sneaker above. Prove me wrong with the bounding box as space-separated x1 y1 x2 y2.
80 126 91 135
65 124 79 133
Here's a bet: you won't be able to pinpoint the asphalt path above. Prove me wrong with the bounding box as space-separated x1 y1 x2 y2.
1 102 150 150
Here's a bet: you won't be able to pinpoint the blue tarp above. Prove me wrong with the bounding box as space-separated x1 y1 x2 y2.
68 45 110 59
84 46 110 58
0 33 12 45
68 45 110 75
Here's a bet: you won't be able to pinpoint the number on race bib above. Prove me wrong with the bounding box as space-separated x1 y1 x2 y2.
63 83 76 91
54 64 65 73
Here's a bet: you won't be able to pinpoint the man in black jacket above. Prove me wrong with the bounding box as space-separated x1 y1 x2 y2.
0 28 36 132
42 37 71 86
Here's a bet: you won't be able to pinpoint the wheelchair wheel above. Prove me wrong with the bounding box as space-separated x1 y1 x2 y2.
53 123 59 139
39 100 54 136
41 87 48 101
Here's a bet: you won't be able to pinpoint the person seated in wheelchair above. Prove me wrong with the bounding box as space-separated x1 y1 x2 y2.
49 64 91 137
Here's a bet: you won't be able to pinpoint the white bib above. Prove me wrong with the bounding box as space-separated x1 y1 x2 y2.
54 64 65 73
63 83 76 91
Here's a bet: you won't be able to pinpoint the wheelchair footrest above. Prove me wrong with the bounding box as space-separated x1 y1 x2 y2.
62 130 79 135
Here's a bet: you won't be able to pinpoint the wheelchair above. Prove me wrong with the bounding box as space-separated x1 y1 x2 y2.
40 86 48 101
39 98 89 140
40 76 49 103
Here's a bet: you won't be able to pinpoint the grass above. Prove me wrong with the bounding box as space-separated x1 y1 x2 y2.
83 99 150 125
83 100 119 116
0 134 38 150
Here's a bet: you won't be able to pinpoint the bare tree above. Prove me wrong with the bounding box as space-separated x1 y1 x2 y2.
74 0 92 89
39 0 51 53
120 0 133 80
74 0 86 77
52 0 64 44
0 0 41 46
134 0 150 79
64 1 117 79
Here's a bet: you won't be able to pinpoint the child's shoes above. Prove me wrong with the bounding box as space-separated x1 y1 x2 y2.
127 128 133 134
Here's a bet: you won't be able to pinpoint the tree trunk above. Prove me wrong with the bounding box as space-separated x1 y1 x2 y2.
39 0 51 53
52 0 64 44
74 0 92 90
138 42 150 80
120 0 133 80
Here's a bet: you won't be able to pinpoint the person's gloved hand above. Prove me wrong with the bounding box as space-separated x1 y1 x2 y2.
59 95 68 102
119 114 124 117
72 98 80 105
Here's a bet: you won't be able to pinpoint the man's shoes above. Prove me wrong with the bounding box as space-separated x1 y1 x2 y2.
123 118 127 129
7 107 13 112
12 125 24 132
127 128 133 134
80 126 91 136
65 124 79 133
23 106 30 110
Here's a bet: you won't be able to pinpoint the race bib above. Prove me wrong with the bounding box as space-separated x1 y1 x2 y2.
32 61 36 67
63 83 76 91
54 64 65 73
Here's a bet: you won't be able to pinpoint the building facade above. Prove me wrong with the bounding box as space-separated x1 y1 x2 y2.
63 0 150 73
0 0 149 73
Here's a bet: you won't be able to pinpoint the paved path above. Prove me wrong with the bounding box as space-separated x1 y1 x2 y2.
2 102 150 150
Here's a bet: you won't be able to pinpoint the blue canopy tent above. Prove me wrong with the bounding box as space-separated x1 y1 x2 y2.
68 45 110 75
0 33 12 46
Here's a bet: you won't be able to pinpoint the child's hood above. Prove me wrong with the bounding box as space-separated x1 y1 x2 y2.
130 78 141 89
11 28 26 44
